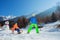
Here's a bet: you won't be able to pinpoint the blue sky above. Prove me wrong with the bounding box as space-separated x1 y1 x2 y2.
0 0 59 16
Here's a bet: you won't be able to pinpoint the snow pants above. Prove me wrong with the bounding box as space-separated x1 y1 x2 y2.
27 24 39 33
15 28 20 33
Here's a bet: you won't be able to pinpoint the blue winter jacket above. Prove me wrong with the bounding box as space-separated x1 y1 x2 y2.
30 17 37 24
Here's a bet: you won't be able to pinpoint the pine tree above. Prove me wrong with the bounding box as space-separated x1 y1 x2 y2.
51 12 57 22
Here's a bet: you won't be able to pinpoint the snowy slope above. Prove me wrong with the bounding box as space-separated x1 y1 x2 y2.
0 21 60 40
41 20 60 32
0 29 60 40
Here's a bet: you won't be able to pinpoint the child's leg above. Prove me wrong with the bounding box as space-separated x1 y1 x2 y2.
35 24 39 33
27 24 33 33
16 28 20 34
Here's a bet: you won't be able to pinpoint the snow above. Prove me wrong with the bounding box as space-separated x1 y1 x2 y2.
2 16 16 20
0 21 60 40
0 29 60 40
42 20 60 32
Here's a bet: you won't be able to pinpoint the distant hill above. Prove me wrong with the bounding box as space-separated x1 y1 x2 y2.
36 6 57 18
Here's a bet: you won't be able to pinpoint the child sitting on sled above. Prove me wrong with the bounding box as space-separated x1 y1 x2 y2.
11 23 22 34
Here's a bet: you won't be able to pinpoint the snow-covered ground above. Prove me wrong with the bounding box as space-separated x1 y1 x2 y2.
0 21 60 40
42 20 60 32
